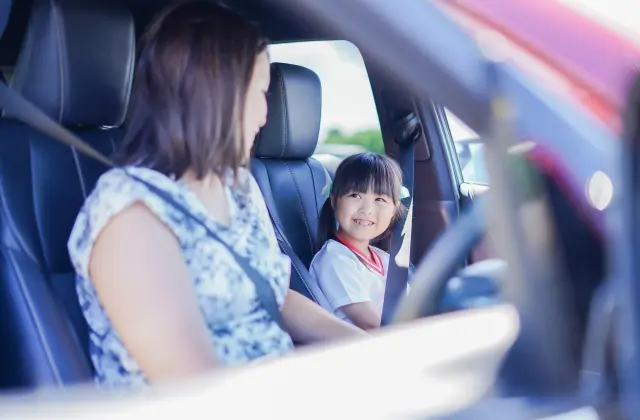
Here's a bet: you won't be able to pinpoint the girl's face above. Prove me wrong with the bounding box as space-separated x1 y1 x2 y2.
333 190 396 246
243 50 271 159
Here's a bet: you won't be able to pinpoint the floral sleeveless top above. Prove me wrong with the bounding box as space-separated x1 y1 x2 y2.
68 166 294 388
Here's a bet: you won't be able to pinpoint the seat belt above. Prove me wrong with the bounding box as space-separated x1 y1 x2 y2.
381 111 419 326
0 82 287 331
265 206 321 302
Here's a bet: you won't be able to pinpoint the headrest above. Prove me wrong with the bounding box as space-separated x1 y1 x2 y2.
0 0 10 40
253 63 322 160
8 0 134 127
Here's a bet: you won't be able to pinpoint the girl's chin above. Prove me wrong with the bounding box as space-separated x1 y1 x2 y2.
342 232 380 243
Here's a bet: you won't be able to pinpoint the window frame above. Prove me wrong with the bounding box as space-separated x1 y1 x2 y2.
266 39 384 159
436 103 489 187
432 103 464 191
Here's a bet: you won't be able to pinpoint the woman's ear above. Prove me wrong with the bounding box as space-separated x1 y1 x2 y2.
330 196 336 210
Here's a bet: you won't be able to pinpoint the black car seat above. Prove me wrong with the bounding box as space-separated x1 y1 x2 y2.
251 63 334 306
0 0 134 389
311 153 342 179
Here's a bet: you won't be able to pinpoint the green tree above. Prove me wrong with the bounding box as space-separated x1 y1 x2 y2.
324 127 384 154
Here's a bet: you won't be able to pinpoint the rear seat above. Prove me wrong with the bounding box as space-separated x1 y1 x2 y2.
0 0 134 388
251 63 332 305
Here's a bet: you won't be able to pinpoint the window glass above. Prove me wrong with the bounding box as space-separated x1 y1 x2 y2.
268 40 383 159
445 108 488 185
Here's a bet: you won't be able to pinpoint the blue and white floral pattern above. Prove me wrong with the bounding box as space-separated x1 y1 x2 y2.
68 166 294 388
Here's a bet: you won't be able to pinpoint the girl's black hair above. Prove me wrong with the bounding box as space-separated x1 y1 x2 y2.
317 152 407 250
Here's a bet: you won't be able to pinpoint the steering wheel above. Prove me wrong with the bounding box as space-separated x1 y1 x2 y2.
393 198 490 322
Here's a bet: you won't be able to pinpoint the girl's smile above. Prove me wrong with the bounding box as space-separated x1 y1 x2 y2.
334 191 395 252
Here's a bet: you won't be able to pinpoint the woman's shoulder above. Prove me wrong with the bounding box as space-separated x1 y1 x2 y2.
78 167 178 219
97 165 178 190
68 166 185 277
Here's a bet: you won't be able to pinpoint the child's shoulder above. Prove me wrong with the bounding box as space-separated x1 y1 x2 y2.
371 245 391 265
317 239 349 257
312 239 356 266
324 238 348 252
318 240 390 261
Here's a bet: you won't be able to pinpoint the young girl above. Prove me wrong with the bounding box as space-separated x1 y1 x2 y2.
310 153 409 330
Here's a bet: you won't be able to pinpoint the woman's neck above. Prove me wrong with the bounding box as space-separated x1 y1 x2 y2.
179 170 231 226
180 170 221 189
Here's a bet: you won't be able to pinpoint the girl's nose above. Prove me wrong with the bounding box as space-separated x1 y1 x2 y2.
359 202 373 214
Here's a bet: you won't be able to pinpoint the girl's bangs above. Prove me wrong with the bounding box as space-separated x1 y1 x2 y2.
333 155 399 200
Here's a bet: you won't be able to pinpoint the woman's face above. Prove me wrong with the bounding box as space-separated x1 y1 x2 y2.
243 51 271 158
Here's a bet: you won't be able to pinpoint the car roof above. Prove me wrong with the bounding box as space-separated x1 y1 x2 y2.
435 0 640 133
0 0 331 68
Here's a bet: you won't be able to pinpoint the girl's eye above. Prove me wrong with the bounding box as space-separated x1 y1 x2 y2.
348 193 361 199
375 197 388 203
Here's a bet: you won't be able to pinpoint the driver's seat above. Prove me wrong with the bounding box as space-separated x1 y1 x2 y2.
0 0 135 389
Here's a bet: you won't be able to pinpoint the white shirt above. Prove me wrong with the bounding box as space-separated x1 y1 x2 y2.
310 239 390 323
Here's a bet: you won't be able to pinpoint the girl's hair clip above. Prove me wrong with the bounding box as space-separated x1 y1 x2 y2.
322 181 333 196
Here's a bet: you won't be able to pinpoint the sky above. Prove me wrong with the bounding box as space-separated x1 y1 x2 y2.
268 40 383 141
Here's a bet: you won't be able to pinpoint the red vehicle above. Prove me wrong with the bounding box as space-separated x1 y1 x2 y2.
0 0 639 418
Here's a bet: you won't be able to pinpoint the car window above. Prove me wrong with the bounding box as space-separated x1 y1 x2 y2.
268 40 383 159
444 108 488 185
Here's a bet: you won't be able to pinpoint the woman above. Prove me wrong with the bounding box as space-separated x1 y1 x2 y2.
68 1 364 388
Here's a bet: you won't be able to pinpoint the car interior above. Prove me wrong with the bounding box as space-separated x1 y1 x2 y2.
0 0 610 398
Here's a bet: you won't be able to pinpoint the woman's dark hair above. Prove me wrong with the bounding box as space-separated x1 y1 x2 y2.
115 1 268 180
317 153 407 250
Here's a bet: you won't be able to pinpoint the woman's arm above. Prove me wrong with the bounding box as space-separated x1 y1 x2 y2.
246 176 368 342
281 290 369 344
90 203 221 383
338 302 381 331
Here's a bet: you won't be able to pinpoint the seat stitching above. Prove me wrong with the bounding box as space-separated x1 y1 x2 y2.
28 139 48 269
71 148 87 199
108 133 117 153
307 158 321 217
280 161 314 255
0 142 40 267
7 249 63 384
52 0 66 122
120 27 135 126
276 67 288 158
